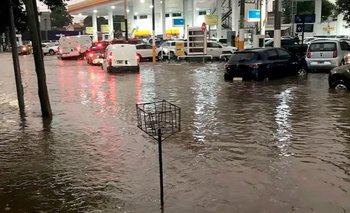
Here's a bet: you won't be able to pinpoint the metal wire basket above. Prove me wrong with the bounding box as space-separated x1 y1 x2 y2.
136 100 181 140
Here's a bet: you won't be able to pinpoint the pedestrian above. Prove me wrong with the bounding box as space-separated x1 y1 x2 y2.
294 33 300 44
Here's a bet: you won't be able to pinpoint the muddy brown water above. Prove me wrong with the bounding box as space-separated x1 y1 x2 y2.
0 53 349 212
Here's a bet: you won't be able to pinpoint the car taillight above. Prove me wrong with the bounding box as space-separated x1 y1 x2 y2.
224 63 229 69
333 50 337 58
89 53 93 57
306 51 311 58
136 54 140 63
97 43 102 47
248 63 259 69
108 52 113 60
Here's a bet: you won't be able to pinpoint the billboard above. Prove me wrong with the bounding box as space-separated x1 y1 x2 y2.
247 10 261 22
173 19 185 26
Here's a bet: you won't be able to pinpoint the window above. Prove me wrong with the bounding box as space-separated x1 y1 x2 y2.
277 49 291 60
340 42 350 50
165 13 170 17
266 49 279 60
309 42 337 52
172 12 182 17
228 52 259 64
134 16 137 20
136 45 144 49
208 42 221 48
198 11 206 15
139 15 148 19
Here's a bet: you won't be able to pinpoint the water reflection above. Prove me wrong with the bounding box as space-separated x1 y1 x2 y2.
273 87 295 157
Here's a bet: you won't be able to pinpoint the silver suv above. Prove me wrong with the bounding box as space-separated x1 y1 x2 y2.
306 39 350 70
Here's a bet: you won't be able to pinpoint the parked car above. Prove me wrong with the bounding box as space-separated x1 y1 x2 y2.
206 41 237 58
136 44 154 61
224 47 307 81
86 41 109 65
42 43 58 55
328 64 350 91
101 44 140 72
265 38 307 54
305 39 350 71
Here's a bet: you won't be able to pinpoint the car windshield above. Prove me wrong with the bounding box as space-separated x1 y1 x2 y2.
229 52 259 63
309 42 337 52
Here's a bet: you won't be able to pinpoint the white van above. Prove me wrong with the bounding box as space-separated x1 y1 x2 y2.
101 44 140 72
58 35 92 59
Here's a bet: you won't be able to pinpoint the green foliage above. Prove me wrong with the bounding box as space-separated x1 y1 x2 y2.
0 0 27 33
336 0 350 26
51 6 72 28
0 0 65 34
282 0 335 23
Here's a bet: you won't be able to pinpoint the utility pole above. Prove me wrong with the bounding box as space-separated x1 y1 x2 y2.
239 0 245 50
124 0 128 40
8 0 25 116
274 0 281 47
152 0 156 64
23 0 52 119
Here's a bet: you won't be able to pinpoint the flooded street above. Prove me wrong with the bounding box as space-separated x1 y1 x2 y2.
0 53 350 212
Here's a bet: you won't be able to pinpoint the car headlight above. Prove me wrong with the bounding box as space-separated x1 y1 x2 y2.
22 47 27 50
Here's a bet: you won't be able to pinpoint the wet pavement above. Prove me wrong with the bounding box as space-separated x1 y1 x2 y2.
0 53 350 212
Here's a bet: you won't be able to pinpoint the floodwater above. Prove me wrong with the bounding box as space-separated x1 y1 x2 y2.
0 53 350 212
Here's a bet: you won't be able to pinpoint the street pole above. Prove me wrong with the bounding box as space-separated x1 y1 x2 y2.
239 0 245 50
291 0 294 36
152 0 156 64
8 0 25 116
157 128 164 210
124 0 128 40
274 0 281 48
23 0 52 119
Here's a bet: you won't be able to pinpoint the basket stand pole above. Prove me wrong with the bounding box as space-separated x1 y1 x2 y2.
157 128 164 210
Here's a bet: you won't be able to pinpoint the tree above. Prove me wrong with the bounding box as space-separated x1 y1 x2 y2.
0 0 27 34
83 16 108 32
50 5 72 28
0 0 65 34
321 0 336 21
282 0 336 23
336 0 350 26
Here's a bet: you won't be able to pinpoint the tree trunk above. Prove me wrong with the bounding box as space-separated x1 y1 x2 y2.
8 0 25 116
23 0 52 119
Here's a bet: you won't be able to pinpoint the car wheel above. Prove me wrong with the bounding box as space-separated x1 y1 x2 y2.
49 49 55 55
297 67 308 77
332 80 348 91
170 51 175 59
224 73 232 81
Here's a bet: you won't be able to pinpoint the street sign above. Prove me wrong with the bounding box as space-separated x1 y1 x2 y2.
101 25 109 33
296 24 314 33
85 27 94 35
323 26 335 32
173 19 185 26
247 10 261 22
294 14 315 23
205 15 218 26
201 22 206 32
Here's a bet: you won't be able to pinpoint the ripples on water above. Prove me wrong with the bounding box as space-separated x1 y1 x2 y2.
0 54 350 212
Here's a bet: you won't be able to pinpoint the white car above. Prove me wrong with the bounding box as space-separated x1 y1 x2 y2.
42 43 58 55
102 44 140 72
136 44 153 61
206 41 237 58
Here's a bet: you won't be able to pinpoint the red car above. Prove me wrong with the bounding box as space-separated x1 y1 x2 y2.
86 41 109 65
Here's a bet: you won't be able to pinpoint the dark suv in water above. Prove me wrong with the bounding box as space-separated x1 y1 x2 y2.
224 47 307 81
